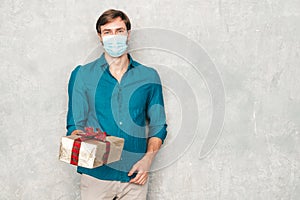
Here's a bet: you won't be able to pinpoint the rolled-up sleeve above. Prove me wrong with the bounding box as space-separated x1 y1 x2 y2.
147 71 168 143
66 66 89 136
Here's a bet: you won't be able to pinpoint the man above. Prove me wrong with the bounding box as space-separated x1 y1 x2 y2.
66 9 167 199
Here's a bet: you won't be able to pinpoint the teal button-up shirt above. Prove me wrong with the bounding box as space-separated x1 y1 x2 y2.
66 53 167 182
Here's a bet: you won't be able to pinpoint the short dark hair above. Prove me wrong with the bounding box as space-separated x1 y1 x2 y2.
96 9 131 34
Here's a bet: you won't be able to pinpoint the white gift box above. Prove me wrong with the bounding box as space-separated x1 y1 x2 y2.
59 134 124 169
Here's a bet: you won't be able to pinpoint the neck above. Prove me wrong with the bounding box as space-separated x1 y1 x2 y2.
104 53 130 83
105 53 129 72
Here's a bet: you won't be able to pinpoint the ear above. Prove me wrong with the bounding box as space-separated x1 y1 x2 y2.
127 30 131 42
98 32 103 45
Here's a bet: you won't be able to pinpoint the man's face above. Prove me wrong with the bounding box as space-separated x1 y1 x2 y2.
99 17 130 42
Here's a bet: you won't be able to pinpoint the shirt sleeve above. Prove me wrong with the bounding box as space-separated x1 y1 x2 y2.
66 66 89 136
147 70 168 143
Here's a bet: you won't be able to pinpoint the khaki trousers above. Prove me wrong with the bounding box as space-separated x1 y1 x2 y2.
80 174 149 200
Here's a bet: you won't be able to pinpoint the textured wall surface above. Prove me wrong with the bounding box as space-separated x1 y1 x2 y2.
1 0 299 199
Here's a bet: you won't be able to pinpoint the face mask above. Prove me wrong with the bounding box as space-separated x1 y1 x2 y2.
102 35 128 58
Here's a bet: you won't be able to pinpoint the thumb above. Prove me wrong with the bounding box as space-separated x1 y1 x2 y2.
128 164 138 176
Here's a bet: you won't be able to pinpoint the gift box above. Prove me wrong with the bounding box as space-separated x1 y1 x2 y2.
59 127 124 169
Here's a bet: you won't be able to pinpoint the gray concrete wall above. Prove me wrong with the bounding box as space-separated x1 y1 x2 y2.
1 0 299 199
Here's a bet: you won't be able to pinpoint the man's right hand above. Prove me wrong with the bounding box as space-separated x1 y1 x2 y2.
71 130 84 136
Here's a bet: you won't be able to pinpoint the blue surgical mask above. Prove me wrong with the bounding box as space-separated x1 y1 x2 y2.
102 35 128 58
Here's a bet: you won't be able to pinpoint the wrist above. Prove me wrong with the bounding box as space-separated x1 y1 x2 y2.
143 151 156 162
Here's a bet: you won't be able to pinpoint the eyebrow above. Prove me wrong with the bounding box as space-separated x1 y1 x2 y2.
102 27 126 32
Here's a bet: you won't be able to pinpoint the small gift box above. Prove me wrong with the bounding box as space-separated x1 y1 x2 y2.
59 127 124 169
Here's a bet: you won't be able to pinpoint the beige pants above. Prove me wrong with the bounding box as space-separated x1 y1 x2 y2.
80 174 149 200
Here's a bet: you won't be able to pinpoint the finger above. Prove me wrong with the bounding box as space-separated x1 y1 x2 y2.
140 178 147 185
136 173 146 184
71 130 78 135
72 130 84 135
129 173 142 183
135 172 147 184
140 173 148 185
129 171 143 183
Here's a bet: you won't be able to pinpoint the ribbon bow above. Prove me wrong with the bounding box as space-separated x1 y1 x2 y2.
78 127 107 142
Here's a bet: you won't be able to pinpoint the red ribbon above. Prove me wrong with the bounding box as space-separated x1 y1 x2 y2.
70 138 82 165
70 127 110 166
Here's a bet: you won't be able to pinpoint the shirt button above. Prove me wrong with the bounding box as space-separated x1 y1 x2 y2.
119 121 123 125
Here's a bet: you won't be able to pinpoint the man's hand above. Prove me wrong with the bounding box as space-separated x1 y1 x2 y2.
128 154 154 185
128 137 162 185
71 130 84 136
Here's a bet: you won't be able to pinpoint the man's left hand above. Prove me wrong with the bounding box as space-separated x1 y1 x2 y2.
128 155 153 185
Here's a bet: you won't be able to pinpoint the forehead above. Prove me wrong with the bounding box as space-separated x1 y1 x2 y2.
100 17 126 31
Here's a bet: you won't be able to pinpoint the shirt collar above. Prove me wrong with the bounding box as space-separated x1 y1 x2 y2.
98 53 137 70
